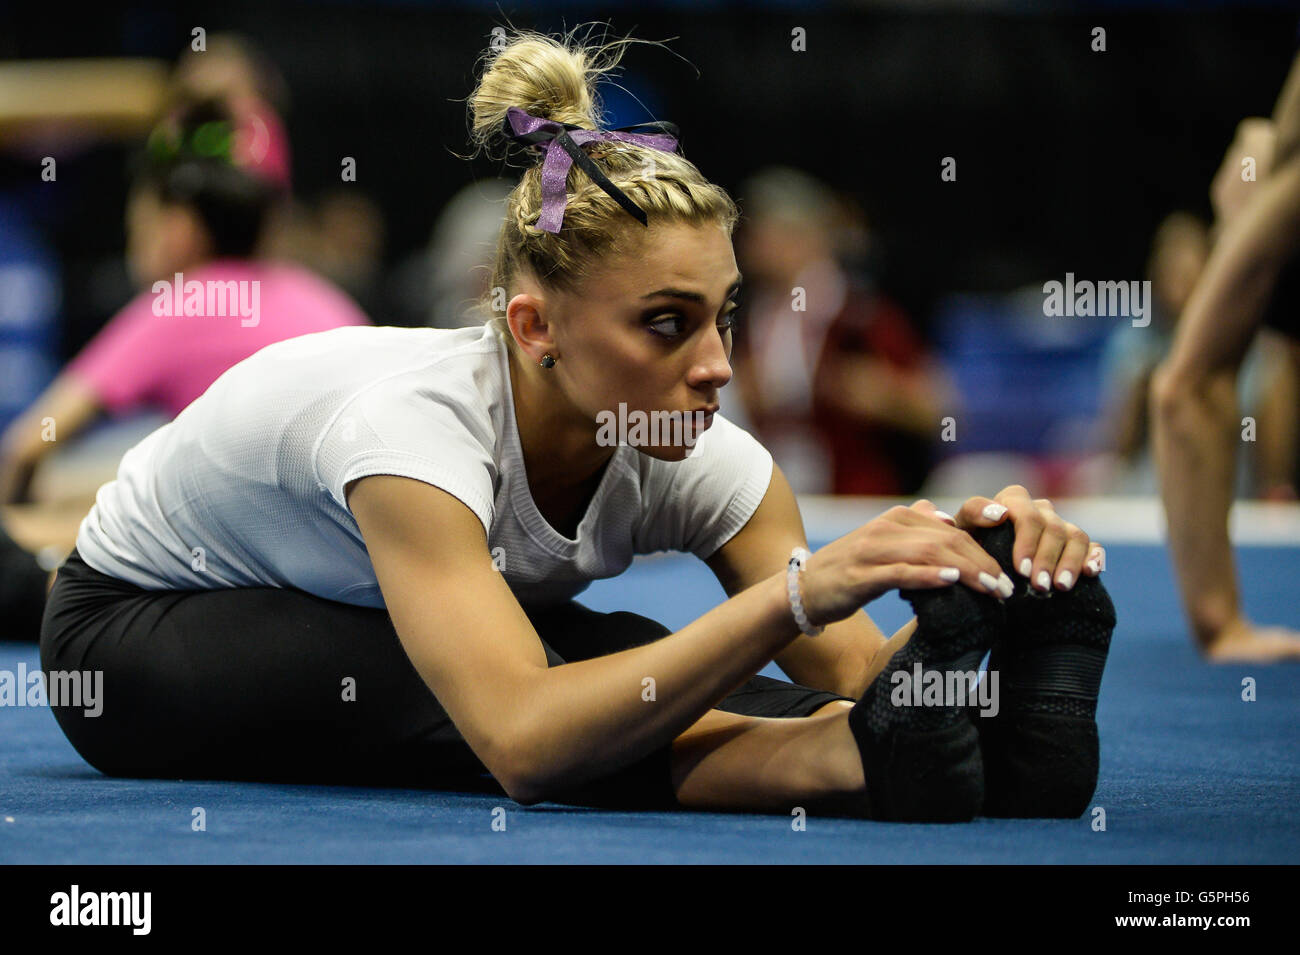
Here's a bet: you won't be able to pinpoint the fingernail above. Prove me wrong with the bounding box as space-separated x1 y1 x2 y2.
1018 557 1032 577
933 510 955 523
997 573 1014 598
1035 570 1050 590
939 566 960 582
978 571 1000 593
1056 569 1075 590
1085 559 1100 575
982 503 1007 521
1098 548 1106 572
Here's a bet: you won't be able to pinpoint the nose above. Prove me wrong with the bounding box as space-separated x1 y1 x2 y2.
687 322 734 391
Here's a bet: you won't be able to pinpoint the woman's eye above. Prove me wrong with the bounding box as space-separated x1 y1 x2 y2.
648 315 686 338
647 307 740 340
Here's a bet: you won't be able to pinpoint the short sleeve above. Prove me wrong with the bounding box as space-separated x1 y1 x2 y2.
314 380 497 540
633 413 774 560
64 292 172 414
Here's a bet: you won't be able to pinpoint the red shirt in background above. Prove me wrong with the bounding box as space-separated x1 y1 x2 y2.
814 286 929 495
737 269 930 496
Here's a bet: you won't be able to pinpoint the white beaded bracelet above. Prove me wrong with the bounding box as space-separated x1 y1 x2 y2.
786 546 824 636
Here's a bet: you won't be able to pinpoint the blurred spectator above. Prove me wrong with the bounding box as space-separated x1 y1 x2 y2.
1097 210 1294 496
1098 212 1211 492
426 179 513 329
729 166 954 495
168 32 292 191
268 189 387 319
0 96 372 643
380 178 512 330
0 98 369 507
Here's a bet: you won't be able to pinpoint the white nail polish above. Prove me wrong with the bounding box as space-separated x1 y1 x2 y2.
1019 557 1032 577
978 571 999 593
1098 548 1106 572
1057 569 1074 590
939 566 960 582
1035 570 1050 590
1085 559 1099 575
933 510 955 523
997 573 1014 598
982 503 1007 521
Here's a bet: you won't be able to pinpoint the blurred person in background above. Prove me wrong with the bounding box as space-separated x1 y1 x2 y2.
729 166 954 496
1151 50 1300 662
69 33 298 350
268 189 387 319
1 31 310 507
0 97 370 641
168 32 292 189
1101 211 1297 497
1102 212 1211 490
427 179 515 330
383 178 514 330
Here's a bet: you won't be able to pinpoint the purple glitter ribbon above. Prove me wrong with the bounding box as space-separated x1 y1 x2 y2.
504 106 681 233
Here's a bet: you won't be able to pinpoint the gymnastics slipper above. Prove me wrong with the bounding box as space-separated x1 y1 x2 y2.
846 580 1004 822
969 521 1117 818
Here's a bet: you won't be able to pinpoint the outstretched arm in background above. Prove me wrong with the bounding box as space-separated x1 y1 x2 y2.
0 376 101 505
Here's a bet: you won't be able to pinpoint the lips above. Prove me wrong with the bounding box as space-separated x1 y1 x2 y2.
685 410 715 432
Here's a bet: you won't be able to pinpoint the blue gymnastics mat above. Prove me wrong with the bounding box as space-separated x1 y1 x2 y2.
1 541 1297 864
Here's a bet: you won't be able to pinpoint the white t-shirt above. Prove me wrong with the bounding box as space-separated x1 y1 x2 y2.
75 323 774 607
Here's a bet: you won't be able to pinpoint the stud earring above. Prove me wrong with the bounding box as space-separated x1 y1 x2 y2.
539 353 556 368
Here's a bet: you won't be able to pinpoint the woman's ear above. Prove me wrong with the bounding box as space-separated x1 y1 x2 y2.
506 293 557 364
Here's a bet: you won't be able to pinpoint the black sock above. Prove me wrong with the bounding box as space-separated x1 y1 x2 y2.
852 583 1002 734
969 521 1117 817
971 521 1115 717
846 582 1003 821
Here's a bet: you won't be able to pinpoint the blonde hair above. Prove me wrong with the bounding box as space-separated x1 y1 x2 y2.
463 24 740 345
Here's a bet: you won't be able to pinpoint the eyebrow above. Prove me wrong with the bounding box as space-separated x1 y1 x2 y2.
640 274 743 304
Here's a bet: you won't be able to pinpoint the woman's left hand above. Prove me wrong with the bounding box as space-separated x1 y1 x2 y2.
931 485 1105 592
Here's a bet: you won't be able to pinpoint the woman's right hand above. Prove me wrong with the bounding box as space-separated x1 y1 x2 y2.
796 500 1013 628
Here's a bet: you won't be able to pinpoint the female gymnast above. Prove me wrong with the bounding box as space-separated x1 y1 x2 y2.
39 27 1116 821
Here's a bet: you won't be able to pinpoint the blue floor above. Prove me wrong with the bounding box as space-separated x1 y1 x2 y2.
1 542 1297 864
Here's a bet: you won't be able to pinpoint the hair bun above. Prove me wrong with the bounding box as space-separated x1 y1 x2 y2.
466 26 643 166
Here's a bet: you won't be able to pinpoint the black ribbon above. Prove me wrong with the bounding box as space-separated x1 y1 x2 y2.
500 113 682 230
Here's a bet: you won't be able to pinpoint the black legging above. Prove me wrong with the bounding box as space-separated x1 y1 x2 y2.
40 550 852 810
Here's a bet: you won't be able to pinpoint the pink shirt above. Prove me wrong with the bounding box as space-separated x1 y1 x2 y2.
67 260 370 417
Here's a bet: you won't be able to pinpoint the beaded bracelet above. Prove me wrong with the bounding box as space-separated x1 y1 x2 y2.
786 546 824 636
